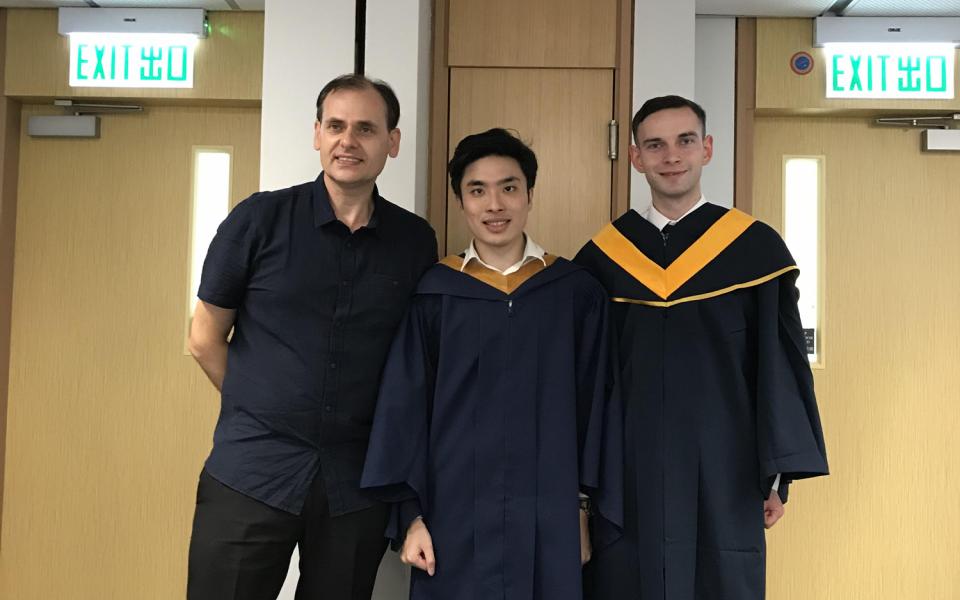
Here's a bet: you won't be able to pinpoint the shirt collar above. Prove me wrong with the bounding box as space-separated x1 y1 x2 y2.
462 234 546 275
643 196 707 231
312 172 382 231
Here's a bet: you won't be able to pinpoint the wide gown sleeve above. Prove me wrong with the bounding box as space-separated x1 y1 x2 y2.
755 273 829 502
575 282 624 551
361 294 440 546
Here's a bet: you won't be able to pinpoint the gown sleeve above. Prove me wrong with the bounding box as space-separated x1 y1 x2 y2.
755 273 829 502
361 293 440 546
575 280 623 551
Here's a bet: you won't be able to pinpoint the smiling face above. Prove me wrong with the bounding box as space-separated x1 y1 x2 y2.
459 155 532 261
314 86 400 192
630 106 713 207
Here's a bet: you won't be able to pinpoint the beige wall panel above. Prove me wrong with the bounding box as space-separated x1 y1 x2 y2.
753 116 960 599
756 18 960 113
0 104 260 599
448 0 617 67
0 7 21 540
447 67 613 259
4 9 262 103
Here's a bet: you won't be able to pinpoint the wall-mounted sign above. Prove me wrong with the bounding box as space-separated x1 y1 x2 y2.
69 33 197 89
791 51 815 75
825 44 955 99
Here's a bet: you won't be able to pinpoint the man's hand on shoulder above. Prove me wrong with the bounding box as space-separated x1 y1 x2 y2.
401 518 436 576
764 491 785 529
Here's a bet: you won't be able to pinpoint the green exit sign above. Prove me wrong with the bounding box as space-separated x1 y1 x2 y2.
825 44 955 99
69 33 196 89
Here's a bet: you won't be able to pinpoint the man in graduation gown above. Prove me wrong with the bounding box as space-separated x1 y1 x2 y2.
361 128 622 600
575 96 829 600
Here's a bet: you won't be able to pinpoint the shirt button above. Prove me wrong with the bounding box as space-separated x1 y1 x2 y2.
341 280 350 286
324 405 333 412
329 361 337 369
346 241 353 249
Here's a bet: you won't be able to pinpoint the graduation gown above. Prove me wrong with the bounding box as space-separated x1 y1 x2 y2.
361 255 623 600
574 203 828 600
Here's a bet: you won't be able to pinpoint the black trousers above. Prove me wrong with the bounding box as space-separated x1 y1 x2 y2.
187 469 389 600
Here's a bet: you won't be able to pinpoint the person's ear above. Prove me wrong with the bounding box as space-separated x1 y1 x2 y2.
702 134 714 166
629 144 645 173
388 128 401 158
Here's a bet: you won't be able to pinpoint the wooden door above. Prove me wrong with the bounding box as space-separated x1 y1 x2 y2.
447 0 617 68
433 0 631 258
0 104 260 599
446 68 614 259
752 116 960 599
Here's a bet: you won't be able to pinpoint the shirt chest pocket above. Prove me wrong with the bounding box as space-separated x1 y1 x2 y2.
352 272 413 331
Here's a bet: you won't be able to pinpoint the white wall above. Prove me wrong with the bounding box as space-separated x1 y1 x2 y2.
694 16 736 209
629 7 736 212
631 0 696 211
259 0 355 191
260 0 430 217
365 0 432 216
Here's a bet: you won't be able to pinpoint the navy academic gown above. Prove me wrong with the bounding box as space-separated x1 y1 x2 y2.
574 203 828 600
362 255 623 600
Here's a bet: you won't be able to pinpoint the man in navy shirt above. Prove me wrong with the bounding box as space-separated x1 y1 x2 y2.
186 74 437 600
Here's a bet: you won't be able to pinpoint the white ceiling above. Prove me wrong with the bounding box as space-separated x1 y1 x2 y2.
697 0 960 16
697 0 835 17
0 0 957 16
843 0 960 16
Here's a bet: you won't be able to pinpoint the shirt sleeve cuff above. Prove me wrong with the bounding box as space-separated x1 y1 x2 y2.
397 497 424 534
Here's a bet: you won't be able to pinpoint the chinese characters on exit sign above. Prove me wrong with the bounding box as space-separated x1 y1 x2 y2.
825 44 955 99
69 33 196 89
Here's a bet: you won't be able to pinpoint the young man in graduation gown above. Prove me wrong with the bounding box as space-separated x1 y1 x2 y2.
575 96 828 600
361 128 622 600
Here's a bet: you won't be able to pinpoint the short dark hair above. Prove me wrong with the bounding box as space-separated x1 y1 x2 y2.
315 74 400 130
632 95 706 144
448 128 538 199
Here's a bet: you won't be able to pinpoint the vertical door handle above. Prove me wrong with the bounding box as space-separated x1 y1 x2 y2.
608 120 618 160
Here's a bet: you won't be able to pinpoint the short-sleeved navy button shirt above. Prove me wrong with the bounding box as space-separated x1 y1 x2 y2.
198 173 437 515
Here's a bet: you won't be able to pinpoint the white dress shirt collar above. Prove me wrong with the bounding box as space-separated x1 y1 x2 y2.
462 235 546 275
642 196 707 231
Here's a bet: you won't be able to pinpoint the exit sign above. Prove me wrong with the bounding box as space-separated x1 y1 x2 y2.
69 33 196 89
825 44 955 99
